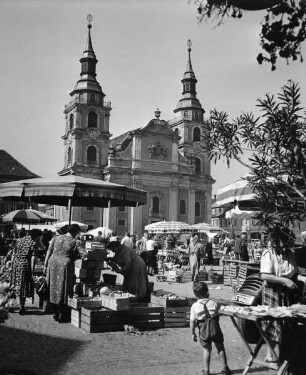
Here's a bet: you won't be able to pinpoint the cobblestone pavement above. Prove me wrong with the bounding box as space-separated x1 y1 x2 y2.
0 274 276 375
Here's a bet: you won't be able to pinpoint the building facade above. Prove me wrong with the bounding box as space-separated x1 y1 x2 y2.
56 23 214 236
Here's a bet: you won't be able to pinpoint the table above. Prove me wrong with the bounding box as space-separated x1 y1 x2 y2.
221 309 306 375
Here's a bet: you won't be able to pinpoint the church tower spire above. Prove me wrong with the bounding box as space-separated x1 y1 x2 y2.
174 39 205 116
59 15 111 178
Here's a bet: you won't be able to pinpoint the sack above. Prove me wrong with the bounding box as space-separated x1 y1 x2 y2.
36 277 48 300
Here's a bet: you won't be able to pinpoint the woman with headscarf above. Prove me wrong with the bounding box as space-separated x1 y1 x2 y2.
10 229 43 314
106 240 150 302
44 224 87 322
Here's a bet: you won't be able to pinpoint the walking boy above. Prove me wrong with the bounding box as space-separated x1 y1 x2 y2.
190 281 231 375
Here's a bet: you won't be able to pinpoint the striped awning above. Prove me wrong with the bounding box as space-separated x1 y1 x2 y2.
215 178 256 207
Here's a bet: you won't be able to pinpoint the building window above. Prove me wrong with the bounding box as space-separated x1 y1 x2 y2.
152 196 159 213
87 207 94 211
118 219 126 226
194 158 201 174
179 199 186 215
193 127 201 141
67 147 73 167
88 112 97 128
87 146 97 164
118 206 126 212
69 114 74 130
195 201 200 217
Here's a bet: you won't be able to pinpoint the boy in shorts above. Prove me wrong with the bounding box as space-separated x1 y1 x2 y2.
190 281 231 375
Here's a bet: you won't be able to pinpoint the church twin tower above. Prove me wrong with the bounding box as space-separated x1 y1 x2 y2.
58 18 213 234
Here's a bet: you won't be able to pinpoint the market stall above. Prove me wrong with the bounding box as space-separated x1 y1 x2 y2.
220 304 306 375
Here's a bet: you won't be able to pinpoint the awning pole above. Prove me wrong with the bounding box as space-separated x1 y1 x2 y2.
68 198 72 224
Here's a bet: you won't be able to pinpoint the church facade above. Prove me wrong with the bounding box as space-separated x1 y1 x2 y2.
55 21 214 236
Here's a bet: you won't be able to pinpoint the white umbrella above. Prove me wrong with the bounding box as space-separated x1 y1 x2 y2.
145 220 194 234
87 227 113 238
54 221 88 231
225 207 259 220
191 222 227 233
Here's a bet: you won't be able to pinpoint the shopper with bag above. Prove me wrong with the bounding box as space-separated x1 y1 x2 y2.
190 281 231 375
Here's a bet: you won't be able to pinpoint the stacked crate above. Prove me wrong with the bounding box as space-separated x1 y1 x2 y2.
74 242 107 296
223 264 238 286
68 296 103 328
151 293 190 328
130 304 164 330
197 269 208 281
80 306 131 333
181 271 193 283
163 306 190 328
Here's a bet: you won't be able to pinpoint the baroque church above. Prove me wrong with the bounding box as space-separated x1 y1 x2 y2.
54 21 214 237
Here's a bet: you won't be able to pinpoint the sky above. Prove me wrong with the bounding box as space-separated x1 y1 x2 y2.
0 0 305 195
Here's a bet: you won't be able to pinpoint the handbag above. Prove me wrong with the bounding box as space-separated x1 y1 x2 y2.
198 301 220 342
36 276 48 300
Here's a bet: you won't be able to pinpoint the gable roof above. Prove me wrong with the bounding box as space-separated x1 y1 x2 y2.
0 150 39 182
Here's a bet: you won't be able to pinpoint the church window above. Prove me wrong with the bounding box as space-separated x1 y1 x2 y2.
152 196 160 213
118 219 126 226
118 206 126 212
184 110 188 119
193 127 201 141
195 201 201 217
69 114 74 130
90 93 95 103
67 147 73 167
87 146 97 164
174 128 179 136
179 200 186 215
195 158 201 174
88 112 97 128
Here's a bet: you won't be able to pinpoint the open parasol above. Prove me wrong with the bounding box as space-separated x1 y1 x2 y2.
145 221 194 234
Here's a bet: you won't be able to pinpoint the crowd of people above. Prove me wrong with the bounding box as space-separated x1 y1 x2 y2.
1 223 306 374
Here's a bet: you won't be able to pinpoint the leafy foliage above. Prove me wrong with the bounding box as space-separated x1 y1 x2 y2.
202 80 306 230
192 0 306 70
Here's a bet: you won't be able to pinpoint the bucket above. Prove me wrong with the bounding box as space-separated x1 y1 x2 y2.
102 273 117 286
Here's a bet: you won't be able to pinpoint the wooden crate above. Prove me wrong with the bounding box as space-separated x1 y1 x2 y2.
163 306 190 328
101 294 130 311
130 303 164 330
181 272 193 283
80 306 131 333
68 296 103 309
151 294 188 308
70 308 81 328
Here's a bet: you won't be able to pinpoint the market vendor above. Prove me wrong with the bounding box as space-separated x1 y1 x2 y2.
106 240 150 302
260 226 306 363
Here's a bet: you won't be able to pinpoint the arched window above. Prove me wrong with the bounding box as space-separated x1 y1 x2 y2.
87 146 97 164
88 112 97 128
194 158 201 174
179 200 186 215
195 202 201 217
152 196 159 213
67 147 73 167
69 114 74 130
193 127 201 141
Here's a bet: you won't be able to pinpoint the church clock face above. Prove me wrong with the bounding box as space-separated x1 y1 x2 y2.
193 141 202 153
87 128 100 141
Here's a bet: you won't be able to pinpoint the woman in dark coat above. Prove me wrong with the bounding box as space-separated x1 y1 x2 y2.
10 229 43 314
106 240 150 302
44 224 87 322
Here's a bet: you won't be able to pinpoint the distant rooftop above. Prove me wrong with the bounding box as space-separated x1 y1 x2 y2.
0 150 39 182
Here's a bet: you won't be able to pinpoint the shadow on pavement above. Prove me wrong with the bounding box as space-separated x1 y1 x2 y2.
0 325 84 375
